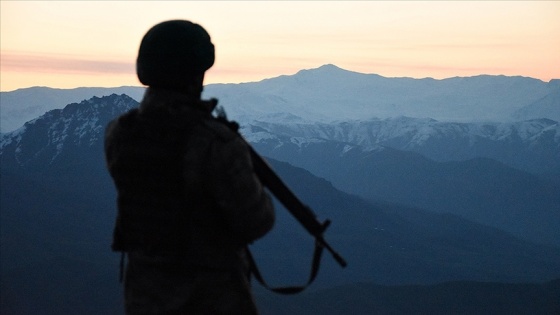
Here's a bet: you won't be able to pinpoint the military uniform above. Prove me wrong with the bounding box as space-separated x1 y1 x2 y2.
105 88 274 314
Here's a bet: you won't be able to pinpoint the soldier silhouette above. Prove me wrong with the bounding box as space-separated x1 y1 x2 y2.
104 20 275 314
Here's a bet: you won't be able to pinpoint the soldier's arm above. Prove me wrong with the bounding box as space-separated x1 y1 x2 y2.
209 135 275 244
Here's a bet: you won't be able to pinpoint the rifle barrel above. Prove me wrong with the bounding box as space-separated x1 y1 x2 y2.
249 147 324 236
212 109 346 269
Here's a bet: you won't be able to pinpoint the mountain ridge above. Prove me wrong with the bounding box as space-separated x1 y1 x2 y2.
2 64 559 133
0 86 145 133
243 116 560 175
2 94 558 247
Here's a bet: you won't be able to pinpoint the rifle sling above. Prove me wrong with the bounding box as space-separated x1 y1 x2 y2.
212 109 344 291
247 239 324 294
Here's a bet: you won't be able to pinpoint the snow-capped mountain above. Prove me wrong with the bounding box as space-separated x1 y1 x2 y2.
1 94 137 175
2 93 560 266
2 94 559 247
0 86 145 133
3 92 558 177
241 117 560 175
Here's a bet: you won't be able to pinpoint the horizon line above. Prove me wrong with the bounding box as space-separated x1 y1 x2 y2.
2 64 557 93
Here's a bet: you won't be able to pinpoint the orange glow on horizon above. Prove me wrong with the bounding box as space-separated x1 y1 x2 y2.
1 1 559 92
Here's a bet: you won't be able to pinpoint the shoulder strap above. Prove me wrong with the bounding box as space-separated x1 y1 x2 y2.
246 239 324 294
212 105 345 294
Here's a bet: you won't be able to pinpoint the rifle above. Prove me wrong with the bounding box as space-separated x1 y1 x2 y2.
213 104 347 294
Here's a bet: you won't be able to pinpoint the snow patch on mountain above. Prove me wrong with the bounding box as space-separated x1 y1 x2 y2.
240 116 559 174
242 117 559 151
240 126 278 144
341 144 354 155
0 125 26 149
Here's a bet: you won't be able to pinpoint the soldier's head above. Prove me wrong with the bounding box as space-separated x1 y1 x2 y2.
136 20 215 96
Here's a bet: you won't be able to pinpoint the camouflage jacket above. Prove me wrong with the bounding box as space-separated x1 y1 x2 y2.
105 88 275 270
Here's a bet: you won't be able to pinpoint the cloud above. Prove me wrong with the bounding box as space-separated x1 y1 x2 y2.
1 52 135 76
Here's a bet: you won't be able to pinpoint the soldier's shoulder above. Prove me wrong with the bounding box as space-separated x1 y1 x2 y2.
199 117 239 143
105 108 140 138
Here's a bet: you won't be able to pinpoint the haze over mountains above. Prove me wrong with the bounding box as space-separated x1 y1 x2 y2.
2 64 559 133
1 65 559 313
205 64 560 124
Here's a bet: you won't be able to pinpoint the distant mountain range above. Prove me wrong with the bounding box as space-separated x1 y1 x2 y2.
243 117 560 176
251 136 560 247
2 64 559 133
2 92 559 247
205 64 560 124
1 65 559 313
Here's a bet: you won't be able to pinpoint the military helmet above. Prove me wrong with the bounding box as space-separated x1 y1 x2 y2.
136 20 215 88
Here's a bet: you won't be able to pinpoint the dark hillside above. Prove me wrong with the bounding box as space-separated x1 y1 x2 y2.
256 279 560 315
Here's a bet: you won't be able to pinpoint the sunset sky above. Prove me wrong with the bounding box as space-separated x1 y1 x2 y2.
1 1 559 92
